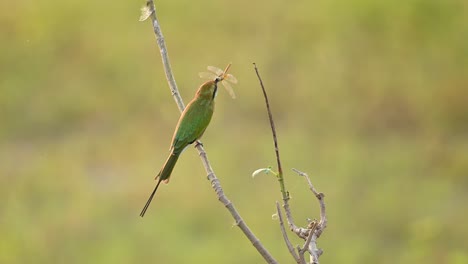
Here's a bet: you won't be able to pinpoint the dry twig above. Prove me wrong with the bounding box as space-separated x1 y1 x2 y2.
276 202 300 262
254 63 327 264
293 168 327 263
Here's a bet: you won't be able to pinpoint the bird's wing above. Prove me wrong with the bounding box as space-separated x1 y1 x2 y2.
171 99 214 153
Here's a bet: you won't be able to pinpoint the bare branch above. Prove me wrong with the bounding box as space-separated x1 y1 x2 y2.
142 1 277 263
196 142 277 263
293 168 328 264
299 227 314 256
297 245 306 264
141 0 184 111
292 168 327 237
276 202 300 263
308 232 324 264
253 63 285 189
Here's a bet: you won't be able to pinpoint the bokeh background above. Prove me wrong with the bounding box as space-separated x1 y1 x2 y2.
1 0 467 263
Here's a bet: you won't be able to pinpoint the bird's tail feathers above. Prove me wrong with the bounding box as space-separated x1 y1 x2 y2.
140 177 163 217
140 152 180 217
156 152 179 183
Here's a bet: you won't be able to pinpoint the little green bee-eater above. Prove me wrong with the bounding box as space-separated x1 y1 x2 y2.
140 78 221 217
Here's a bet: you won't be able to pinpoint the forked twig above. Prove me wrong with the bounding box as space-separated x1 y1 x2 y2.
293 168 327 263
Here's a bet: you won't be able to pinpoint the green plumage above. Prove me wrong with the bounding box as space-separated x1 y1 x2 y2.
140 80 218 217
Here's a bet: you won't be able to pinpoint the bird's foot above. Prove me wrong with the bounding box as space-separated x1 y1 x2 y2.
195 140 203 148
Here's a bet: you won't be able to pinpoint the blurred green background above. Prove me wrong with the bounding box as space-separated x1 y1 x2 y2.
1 0 467 263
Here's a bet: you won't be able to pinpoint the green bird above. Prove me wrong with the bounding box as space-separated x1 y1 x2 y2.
139 78 221 217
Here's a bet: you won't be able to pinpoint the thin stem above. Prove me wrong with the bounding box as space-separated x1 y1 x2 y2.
143 0 184 111
253 63 286 199
253 63 307 239
276 202 300 263
299 228 313 257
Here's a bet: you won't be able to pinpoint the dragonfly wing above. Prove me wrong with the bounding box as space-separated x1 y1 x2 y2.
207 66 224 76
199 72 217 79
224 74 238 84
222 80 236 99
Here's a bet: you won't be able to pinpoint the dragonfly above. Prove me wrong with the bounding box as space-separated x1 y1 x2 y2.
199 63 238 99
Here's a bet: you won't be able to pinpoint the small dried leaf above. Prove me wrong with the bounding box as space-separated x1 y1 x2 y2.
139 6 153 22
